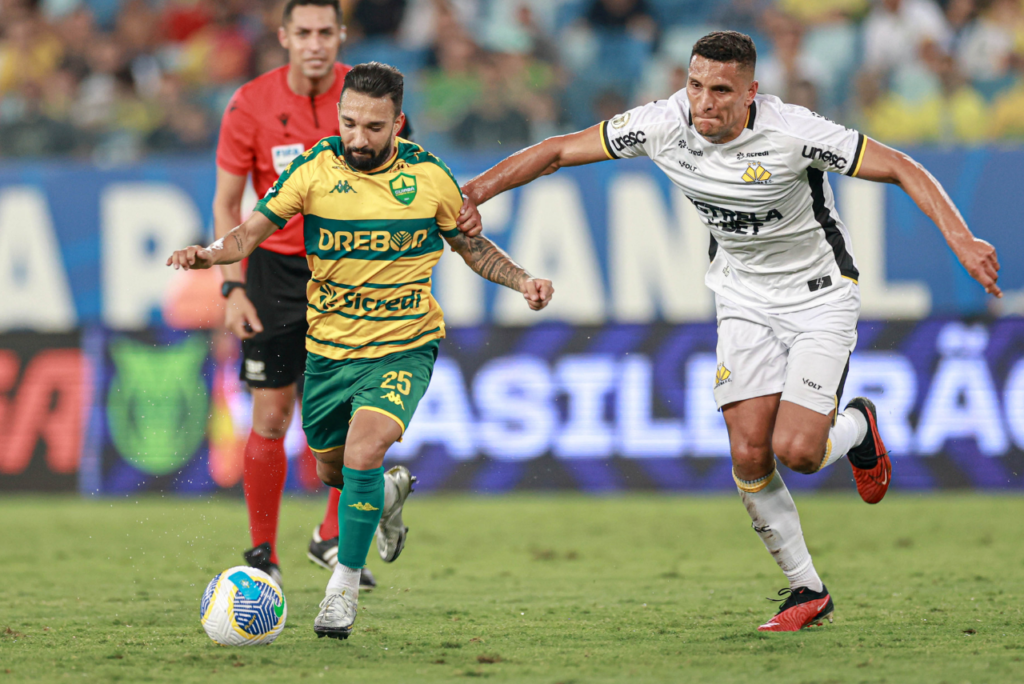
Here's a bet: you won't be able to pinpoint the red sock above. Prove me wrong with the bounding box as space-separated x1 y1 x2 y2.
319 487 340 540
242 431 287 565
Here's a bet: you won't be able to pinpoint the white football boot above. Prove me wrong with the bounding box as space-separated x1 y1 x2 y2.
313 590 358 640
376 465 417 562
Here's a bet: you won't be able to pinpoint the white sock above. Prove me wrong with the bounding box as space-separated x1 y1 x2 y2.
819 409 868 470
383 475 398 512
326 563 361 600
737 469 824 593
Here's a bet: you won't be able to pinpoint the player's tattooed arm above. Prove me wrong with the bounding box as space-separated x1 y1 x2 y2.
444 232 554 311
167 211 278 271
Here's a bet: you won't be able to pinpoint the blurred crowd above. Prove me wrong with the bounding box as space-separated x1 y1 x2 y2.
5 0 1024 160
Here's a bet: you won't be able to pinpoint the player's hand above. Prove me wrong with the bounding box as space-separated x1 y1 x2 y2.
521 277 554 311
167 245 215 270
457 193 483 237
224 288 264 340
956 237 1002 298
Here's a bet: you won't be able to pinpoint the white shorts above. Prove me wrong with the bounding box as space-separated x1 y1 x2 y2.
713 289 859 416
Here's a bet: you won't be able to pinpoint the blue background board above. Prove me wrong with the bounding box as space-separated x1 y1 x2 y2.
63 317 1024 494
1 147 1022 323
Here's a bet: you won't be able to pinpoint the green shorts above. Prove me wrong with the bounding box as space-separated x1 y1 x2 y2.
302 340 439 452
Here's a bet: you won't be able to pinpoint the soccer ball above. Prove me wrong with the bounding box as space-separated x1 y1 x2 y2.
199 566 287 646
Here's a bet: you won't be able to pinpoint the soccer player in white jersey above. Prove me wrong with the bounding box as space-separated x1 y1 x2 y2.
455 31 1002 631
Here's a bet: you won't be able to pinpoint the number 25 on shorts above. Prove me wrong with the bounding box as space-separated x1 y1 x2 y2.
381 370 412 395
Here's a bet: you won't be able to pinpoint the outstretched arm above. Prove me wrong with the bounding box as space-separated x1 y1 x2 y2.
167 211 277 271
443 232 554 311
457 125 610 236
855 138 1001 298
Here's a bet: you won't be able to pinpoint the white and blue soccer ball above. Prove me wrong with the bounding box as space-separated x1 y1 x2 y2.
200 566 286 646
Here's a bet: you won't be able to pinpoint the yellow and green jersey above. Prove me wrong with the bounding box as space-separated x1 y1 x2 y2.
254 136 463 361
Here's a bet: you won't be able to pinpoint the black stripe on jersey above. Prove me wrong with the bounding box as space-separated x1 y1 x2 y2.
708 235 718 262
846 133 866 177
687 109 693 127
745 101 757 129
835 353 851 408
601 120 620 159
807 168 859 281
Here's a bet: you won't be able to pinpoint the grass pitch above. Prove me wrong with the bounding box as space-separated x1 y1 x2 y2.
2 492 1023 683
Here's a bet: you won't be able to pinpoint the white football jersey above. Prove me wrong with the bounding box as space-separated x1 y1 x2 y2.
601 92 866 313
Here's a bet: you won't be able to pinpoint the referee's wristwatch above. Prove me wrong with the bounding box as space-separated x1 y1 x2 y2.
221 281 246 298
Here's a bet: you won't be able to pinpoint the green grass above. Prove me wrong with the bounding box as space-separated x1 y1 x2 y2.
2 493 1023 683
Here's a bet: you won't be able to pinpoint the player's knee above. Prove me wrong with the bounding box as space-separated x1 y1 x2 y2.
251 391 295 439
316 460 344 488
731 440 773 476
343 437 390 471
773 432 820 474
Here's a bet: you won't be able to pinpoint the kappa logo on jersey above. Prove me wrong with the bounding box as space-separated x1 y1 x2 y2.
611 130 646 152
610 112 631 129
317 228 428 253
330 180 356 194
381 391 406 409
715 363 732 388
390 173 418 205
741 162 773 184
689 198 784 236
801 146 848 170
348 502 379 512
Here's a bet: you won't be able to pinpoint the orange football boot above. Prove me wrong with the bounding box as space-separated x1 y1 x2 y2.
845 397 891 504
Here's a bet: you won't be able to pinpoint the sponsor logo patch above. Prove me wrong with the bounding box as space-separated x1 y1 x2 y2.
244 359 267 381
807 275 833 292
610 112 632 129
611 130 646 152
715 363 732 388
271 143 304 175
801 145 847 170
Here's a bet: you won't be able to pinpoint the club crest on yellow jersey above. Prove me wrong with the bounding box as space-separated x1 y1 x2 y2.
390 173 418 205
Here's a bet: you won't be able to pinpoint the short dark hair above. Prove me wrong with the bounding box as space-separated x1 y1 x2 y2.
691 31 757 72
342 62 404 116
283 0 341 24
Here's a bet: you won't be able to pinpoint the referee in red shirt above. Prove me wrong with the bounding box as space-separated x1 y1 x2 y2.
214 0 406 589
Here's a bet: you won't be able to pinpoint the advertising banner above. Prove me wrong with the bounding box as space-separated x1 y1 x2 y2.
2 150 1024 335
0 332 86 492
3 318 1023 493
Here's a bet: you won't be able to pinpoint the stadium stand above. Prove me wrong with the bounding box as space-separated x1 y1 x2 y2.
2 0 1024 158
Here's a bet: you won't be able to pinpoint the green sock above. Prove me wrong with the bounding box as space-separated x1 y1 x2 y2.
337 466 385 569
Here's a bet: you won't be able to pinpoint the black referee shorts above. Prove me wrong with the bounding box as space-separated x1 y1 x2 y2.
240 246 310 389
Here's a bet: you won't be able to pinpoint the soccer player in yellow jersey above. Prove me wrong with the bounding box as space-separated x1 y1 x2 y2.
169 62 554 639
